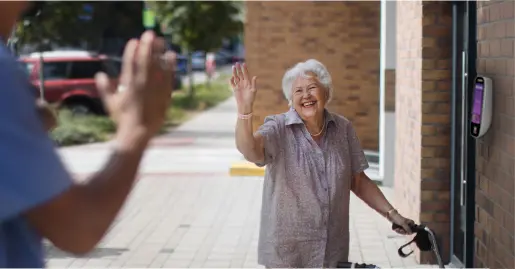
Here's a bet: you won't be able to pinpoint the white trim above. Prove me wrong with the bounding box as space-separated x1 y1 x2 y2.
379 0 387 179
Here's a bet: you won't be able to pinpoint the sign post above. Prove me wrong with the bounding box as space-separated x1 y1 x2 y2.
142 2 156 30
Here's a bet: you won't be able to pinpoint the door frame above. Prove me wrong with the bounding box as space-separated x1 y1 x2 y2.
450 1 477 268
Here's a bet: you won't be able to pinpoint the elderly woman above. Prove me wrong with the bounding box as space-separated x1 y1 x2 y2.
231 59 415 268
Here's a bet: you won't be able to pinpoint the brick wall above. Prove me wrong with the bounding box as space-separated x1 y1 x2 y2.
395 0 422 225
474 1 515 268
394 1 453 264
385 69 396 111
245 1 380 150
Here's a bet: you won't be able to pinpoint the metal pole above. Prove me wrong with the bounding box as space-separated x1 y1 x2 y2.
142 1 156 30
39 53 45 100
379 0 386 180
449 2 459 262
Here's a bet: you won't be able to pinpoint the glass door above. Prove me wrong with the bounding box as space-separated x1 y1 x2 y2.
450 1 476 268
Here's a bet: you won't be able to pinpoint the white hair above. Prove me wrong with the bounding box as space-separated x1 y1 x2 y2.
281 59 333 106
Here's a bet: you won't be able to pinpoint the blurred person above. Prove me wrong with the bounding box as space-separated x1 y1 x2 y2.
0 1 176 267
232 60 415 268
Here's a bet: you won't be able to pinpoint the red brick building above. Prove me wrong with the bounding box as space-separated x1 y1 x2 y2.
245 1 381 151
395 1 514 268
245 1 514 268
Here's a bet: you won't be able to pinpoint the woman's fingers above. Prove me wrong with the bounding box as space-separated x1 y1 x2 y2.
407 221 416 234
232 63 256 92
234 62 241 79
402 225 412 234
251 76 257 91
235 62 244 80
401 220 413 234
242 63 250 81
232 63 238 80
394 228 406 235
230 77 236 89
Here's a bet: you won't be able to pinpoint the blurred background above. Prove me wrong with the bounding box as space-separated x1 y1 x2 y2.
11 1 244 146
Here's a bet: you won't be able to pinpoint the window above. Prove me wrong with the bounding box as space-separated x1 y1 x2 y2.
102 59 122 78
42 62 69 80
69 61 103 79
68 60 122 79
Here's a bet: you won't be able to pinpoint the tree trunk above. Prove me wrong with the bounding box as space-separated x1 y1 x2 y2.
206 71 211 89
38 53 46 101
187 51 195 99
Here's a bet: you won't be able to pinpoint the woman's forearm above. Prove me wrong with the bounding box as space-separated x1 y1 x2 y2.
352 172 395 219
235 116 264 163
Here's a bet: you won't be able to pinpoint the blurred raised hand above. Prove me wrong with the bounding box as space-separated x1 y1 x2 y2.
95 31 176 143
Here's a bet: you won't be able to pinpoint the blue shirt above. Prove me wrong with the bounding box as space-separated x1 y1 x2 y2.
0 44 72 267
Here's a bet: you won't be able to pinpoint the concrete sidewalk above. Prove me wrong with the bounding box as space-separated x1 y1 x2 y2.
48 97 435 268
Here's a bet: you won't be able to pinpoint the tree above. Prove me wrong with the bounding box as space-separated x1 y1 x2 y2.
16 2 99 50
151 1 243 96
14 2 154 53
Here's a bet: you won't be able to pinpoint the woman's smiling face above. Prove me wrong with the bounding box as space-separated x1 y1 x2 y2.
291 73 326 121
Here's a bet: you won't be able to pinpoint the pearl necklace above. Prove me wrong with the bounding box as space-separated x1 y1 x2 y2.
308 120 326 137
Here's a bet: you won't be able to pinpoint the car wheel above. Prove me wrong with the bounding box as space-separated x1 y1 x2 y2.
62 96 104 116
69 103 93 115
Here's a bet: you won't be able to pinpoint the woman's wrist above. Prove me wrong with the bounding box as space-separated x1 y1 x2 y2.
237 104 253 115
238 112 253 120
385 208 398 222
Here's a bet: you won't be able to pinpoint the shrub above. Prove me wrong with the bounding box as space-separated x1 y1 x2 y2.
52 76 231 146
165 106 187 126
51 110 116 146
173 77 231 110
158 106 187 134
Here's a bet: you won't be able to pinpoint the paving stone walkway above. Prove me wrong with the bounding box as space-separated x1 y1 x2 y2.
47 97 436 268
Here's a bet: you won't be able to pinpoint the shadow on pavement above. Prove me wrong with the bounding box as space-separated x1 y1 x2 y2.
161 130 235 139
44 244 128 259
203 105 238 113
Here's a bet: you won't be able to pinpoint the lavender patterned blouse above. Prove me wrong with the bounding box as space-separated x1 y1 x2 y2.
255 109 369 268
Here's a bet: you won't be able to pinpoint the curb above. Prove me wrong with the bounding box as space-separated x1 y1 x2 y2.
229 161 265 177
229 161 384 185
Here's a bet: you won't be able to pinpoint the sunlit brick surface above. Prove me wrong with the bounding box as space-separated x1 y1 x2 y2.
245 1 381 151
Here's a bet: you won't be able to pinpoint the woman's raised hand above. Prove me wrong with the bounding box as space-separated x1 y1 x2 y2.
230 63 257 115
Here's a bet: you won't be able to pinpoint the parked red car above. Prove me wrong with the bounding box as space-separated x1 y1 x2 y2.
19 50 120 115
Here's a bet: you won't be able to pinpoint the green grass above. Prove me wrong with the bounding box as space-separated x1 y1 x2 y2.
173 76 232 110
51 76 232 147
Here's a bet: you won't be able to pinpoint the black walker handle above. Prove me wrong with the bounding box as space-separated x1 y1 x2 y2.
392 222 420 233
391 223 420 258
391 222 446 268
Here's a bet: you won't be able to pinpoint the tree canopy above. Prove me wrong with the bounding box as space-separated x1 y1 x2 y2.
14 1 243 54
15 2 158 51
16 2 102 49
151 1 244 53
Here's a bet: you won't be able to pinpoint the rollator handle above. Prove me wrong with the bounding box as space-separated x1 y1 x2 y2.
391 222 446 268
392 222 420 233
